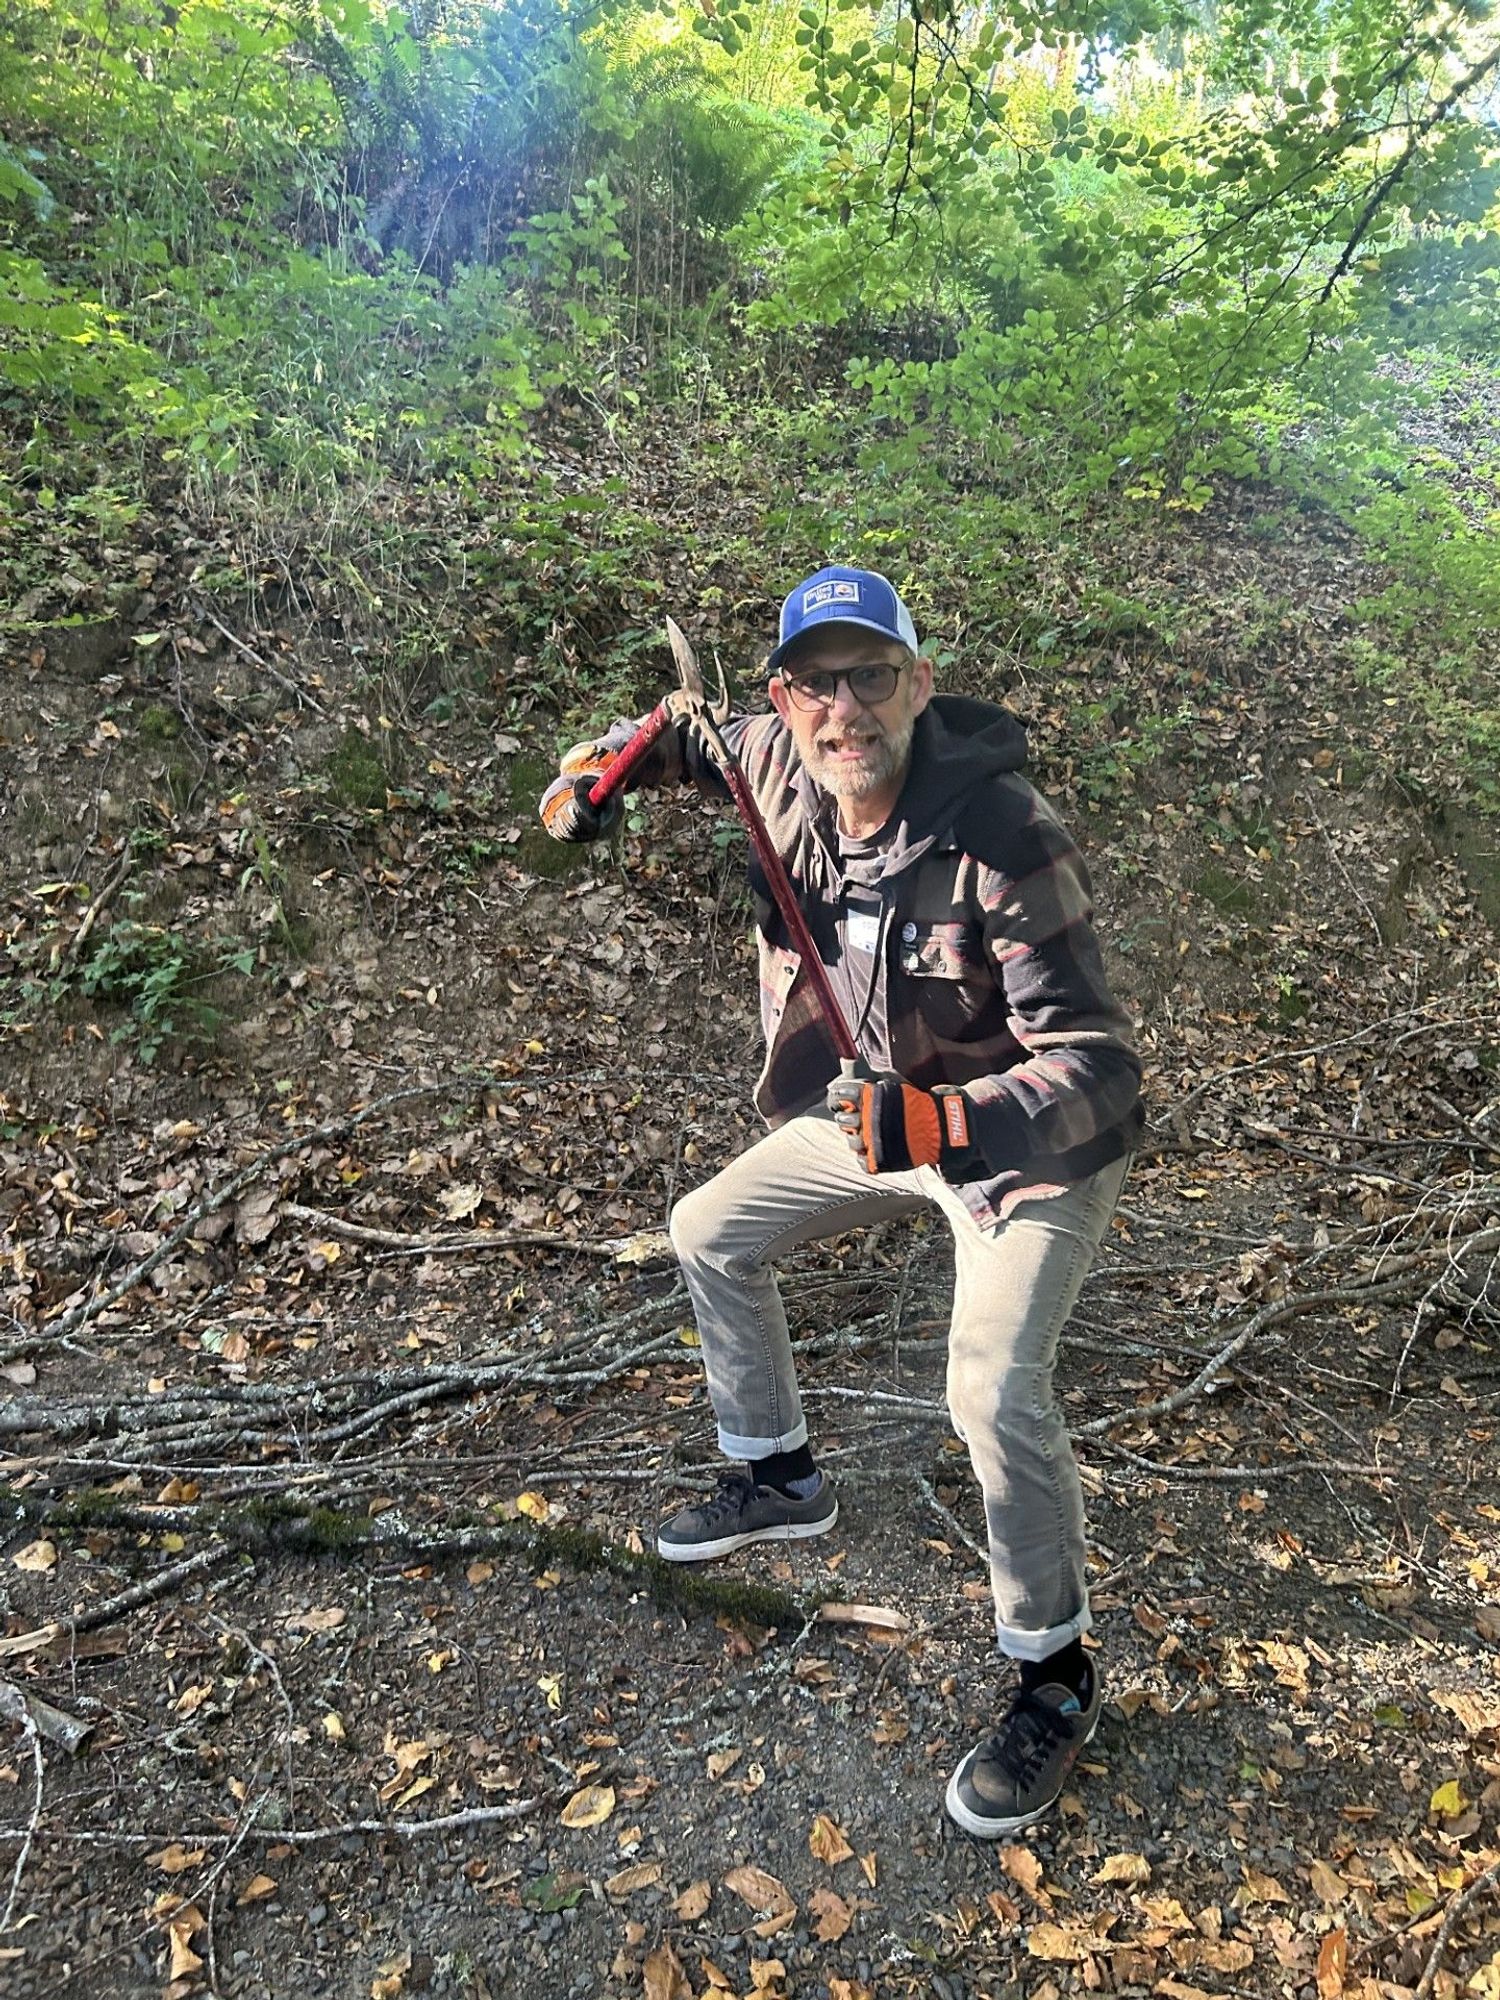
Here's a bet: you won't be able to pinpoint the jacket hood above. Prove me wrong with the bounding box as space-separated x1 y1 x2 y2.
790 692 1026 879
906 695 1028 811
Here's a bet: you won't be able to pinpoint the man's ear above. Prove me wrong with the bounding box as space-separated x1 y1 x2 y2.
910 654 934 717
767 676 792 723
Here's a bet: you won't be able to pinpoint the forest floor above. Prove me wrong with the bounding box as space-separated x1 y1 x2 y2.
1 434 1499 2000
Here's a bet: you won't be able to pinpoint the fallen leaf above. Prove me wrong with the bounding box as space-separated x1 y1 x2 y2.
706 1748 742 1781
1430 1690 1500 1736
612 1229 674 1267
437 1182 482 1221
237 1874 277 1905
858 1851 876 1888
815 1602 910 1633
560 1783 616 1829
1259 1640 1309 1691
1239 1865 1290 1904
173 1682 214 1717
829 1982 875 2000
1092 1852 1151 1886
642 1939 691 2000
147 1844 206 1875
1316 1926 1347 2000
1309 1859 1346 1904
809 1813 855 1865
287 1606 346 1633
809 1886 853 1941
377 1739 432 1802
168 1918 203 1980
724 1864 796 1935
1173 1938 1254 1974
12 1540 57 1574
233 1190 279 1246
1134 1896 1193 1940
466 1561 494 1587
673 1879 711 1920
323 1712 347 1743
604 1862 661 1896
515 1491 549 1521
998 1844 1046 1898
1431 1779 1467 1819
1028 1922 1094 1962
747 1960 787 1994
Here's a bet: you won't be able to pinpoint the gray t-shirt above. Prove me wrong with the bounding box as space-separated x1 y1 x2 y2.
832 823 894 1071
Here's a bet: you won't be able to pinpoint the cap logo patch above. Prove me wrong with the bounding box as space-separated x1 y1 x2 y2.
803 580 861 612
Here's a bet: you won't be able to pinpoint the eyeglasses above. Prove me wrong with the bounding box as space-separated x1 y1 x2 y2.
779 662 905 711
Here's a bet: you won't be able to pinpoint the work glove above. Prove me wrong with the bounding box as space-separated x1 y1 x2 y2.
538 734 628 844
826 1073 986 1181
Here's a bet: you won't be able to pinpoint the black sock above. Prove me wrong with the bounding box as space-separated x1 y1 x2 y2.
752 1444 817 1494
1020 1640 1089 1699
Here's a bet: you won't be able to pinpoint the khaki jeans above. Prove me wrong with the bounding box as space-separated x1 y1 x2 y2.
668 1110 1128 1660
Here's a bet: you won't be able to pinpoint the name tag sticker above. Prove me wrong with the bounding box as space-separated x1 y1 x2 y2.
846 910 880 955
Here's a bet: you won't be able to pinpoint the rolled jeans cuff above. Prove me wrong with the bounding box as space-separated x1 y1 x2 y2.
996 1599 1094 1663
717 1417 810 1460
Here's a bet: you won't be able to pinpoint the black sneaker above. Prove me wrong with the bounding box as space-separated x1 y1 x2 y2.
944 1663 1103 1838
655 1469 838 1563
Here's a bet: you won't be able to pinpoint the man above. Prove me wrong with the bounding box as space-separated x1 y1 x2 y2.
540 565 1143 1838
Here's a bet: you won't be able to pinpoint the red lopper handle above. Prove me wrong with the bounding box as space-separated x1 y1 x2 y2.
718 759 858 1066
586 701 673 809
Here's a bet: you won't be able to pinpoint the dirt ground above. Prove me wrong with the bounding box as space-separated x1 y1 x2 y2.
2 494 1500 2000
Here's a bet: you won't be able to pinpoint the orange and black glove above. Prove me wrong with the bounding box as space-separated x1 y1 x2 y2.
538 736 627 844
826 1075 986 1181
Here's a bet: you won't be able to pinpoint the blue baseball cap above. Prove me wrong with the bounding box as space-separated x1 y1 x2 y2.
767 564 920 675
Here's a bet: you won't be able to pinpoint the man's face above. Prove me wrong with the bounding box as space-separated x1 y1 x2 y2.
767 626 933 807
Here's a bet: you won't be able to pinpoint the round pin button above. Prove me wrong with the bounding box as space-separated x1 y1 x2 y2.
901 921 918 943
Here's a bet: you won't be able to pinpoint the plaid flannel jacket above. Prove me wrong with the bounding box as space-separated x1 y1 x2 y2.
638 693 1143 1226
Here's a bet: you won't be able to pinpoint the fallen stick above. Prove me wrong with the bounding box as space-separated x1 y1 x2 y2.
0 1709 42 1930
200 607 329 716
1078 1268 1429 1438
10 1494 814 1638
0 1796 543 1851
1413 1852 1500 2000
283 1203 643 1260
0 1546 236 1662
0 1680 94 1756
47 842 134 978
1090 1440 1391 1484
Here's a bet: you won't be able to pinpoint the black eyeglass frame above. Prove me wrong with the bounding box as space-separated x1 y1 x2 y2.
777 659 909 711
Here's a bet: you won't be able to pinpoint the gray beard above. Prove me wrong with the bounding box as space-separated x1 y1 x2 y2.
807 716 914 801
